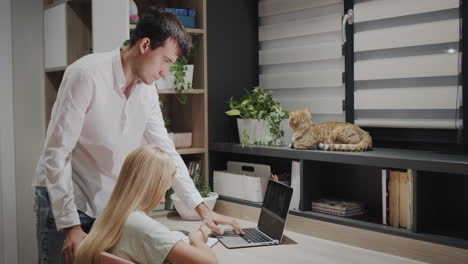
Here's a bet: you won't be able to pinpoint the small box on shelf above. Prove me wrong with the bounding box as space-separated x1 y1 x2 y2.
213 161 271 203
168 132 192 149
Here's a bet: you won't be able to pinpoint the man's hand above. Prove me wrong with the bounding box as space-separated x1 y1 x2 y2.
62 225 87 264
195 203 244 235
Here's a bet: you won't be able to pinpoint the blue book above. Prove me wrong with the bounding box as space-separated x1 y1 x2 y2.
164 8 187 16
188 9 196 17
164 8 196 28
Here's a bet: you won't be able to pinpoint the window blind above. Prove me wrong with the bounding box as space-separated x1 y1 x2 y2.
258 0 345 124
353 0 462 129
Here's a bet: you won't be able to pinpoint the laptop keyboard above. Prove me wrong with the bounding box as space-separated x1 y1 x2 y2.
241 228 274 243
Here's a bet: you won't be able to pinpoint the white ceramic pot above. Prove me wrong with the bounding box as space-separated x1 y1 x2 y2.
237 119 290 146
155 75 175 90
171 192 218 220
185 64 194 86
155 64 194 90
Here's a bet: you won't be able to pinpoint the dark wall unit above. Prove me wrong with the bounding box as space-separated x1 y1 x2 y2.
207 0 259 143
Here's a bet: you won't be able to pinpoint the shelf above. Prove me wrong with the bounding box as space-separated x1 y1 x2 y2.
158 89 205 94
45 66 67 73
44 0 71 10
177 147 206 155
218 195 468 249
186 28 205 35
129 24 205 35
209 143 468 175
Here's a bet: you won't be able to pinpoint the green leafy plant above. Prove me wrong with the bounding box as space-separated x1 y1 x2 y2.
171 56 191 104
240 129 250 147
225 86 289 146
164 187 175 210
170 44 197 104
159 100 171 132
193 166 211 198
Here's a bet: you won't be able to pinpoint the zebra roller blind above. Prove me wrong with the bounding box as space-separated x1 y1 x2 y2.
353 0 462 129
258 0 345 124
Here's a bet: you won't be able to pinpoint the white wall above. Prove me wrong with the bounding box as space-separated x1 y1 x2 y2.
0 0 17 263
92 0 129 52
11 0 45 262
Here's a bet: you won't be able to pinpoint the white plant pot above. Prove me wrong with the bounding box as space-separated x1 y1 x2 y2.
155 75 175 90
185 64 194 86
237 119 290 146
171 192 218 220
155 64 194 90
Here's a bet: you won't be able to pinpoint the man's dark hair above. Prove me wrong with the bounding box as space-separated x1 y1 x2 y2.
130 8 192 56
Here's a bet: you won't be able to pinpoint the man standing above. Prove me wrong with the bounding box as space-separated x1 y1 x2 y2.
34 9 241 264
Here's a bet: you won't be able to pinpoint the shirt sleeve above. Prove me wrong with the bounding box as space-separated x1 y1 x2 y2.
143 92 203 210
39 67 93 231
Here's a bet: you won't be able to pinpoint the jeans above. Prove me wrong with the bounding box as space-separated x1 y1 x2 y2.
34 187 95 264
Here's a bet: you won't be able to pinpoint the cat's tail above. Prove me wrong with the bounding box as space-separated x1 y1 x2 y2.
319 134 373 151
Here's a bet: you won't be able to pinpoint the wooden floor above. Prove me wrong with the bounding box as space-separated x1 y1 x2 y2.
213 200 468 264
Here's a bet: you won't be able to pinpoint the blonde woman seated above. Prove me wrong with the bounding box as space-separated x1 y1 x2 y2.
74 145 217 264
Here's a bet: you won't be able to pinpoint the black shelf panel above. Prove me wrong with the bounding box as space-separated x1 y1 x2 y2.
218 195 263 208
218 196 468 249
210 143 468 175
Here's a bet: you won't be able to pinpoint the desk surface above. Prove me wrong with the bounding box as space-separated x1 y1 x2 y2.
151 212 425 264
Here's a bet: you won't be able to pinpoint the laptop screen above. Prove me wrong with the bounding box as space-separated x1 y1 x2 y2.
257 180 293 240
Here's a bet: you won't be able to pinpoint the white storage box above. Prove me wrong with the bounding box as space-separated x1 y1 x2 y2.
213 161 271 202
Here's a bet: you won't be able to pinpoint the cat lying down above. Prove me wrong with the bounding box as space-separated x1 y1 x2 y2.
288 109 372 151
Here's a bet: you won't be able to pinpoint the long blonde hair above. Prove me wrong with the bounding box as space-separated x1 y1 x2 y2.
74 145 176 264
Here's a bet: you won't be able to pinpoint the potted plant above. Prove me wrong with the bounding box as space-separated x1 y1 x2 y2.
171 55 193 104
155 44 196 104
171 165 218 220
225 86 289 146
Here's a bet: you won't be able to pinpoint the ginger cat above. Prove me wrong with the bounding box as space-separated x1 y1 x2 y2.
288 109 372 151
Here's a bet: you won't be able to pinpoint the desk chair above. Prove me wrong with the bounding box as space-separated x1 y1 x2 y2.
99 252 135 264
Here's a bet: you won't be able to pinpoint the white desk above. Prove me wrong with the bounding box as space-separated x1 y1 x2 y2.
150 212 426 264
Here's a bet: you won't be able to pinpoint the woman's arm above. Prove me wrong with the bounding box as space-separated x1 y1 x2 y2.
166 230 217 264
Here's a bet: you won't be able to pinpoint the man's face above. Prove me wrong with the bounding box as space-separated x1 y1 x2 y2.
136 37 179 85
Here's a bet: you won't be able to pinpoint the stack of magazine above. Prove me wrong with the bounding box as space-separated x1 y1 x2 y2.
311 199 365 217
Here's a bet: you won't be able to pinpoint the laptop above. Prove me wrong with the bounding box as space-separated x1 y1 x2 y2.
214 180 293 248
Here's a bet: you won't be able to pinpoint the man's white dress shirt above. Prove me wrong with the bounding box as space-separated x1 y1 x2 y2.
34 48 203 230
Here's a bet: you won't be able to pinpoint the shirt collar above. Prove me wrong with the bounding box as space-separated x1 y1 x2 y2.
112 48 127 92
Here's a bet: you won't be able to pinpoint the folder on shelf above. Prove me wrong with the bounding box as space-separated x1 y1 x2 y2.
382 169 389 225
289 160 300 211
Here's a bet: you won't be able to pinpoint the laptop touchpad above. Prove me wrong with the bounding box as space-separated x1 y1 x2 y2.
217 230 247 246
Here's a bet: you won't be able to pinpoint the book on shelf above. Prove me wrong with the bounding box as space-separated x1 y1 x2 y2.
311 199 365 217
382 169 415 230
185 159 201 178
312 207 365 217
389 170 399 227
399 170 410 228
